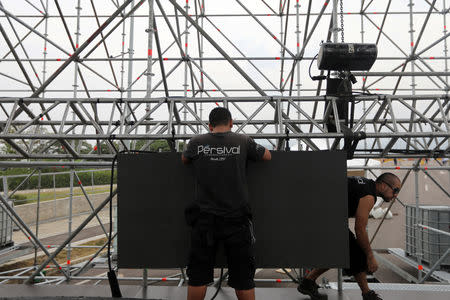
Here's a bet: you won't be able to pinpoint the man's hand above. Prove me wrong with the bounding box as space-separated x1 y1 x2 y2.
367 254 378 273
181 154 191 164
262 149 271 161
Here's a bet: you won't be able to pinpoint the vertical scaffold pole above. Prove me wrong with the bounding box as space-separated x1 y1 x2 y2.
72 0 82 148
199 0 205 133
67 168 74 276
295 0 302 151
145 0 155 134
183 0 190 146
34 169 41 266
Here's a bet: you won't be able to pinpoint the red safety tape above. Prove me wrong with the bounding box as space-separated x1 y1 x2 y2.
276 279 281 283
187 89 191 92
429 57 435 59
78 181 81 185
297 43 300 47
324 1 328 6
424 166 428 170
59 266 62 270
41 117 44 121
273 36 277 39
148 49 152 56
94 146 98 151
107 89 111 92
163 58 168 60
162 277 167 281
137 76 140 80
27 236 31 240
215 102 219 106
57 59 61 61
418 265 423 270
47 245 51 248
67 260 71 265
76 44 79 49
275 57 280 60
411 42 414 47
185 43 188 48
62 166 65 168
212 89 217 92
395 166 400 170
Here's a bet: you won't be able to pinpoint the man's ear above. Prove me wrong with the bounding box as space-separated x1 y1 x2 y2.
209 123 214 131
229 119 233 129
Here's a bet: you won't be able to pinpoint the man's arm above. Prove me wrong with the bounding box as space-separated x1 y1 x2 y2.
354 195 378 273
182 137 197 164
262 149 271 161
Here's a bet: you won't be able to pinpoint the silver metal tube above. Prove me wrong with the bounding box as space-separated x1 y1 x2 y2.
0 194 69 279
418 248 450 284
417 224 450 238
24 190 117 284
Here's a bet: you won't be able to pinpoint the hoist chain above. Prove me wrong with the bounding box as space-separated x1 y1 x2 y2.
340 0 344 42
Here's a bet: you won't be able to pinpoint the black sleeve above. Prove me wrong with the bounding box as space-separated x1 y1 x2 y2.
183 137 199 161
352 177 374 199
247 136 266 161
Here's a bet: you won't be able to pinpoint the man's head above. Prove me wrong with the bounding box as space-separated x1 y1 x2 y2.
209 107 232 132
376 172 402 202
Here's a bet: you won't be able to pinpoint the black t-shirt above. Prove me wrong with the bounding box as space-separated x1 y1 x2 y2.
347 176 377 218
183 131 266 217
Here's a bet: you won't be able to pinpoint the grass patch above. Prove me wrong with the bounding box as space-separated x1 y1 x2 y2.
12 186 110 206
0 238 108 284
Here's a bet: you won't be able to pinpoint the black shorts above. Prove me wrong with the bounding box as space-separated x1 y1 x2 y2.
344 229 368 276
187 214 256 290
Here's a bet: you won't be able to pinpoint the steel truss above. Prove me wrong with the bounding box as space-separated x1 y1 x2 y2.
0 0 449 289
0 0 447 161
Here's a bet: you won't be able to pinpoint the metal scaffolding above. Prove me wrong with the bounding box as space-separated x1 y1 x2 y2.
0 0 449 288
0 0 447 161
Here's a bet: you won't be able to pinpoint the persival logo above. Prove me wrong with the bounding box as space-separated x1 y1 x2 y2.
197 145 240 156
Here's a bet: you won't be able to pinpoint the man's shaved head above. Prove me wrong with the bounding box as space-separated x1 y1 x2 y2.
376 172 401 202
376 172 401 187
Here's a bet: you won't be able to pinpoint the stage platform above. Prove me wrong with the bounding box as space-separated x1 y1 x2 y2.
0 284 449 299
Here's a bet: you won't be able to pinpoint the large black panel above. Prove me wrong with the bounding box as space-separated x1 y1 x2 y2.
118 151 348 269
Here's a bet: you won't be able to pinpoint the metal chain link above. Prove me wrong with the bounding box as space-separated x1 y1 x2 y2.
340 0 344 42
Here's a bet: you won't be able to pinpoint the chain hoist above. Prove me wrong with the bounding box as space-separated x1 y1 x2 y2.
340 0 344 42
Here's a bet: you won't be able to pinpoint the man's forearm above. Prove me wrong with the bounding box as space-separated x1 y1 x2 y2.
355 227 373 258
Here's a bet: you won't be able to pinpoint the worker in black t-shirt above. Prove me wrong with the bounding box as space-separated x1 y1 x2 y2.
297 173 401 300
182 107 271 300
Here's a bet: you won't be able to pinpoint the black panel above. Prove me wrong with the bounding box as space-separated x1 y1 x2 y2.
118 151 348 269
